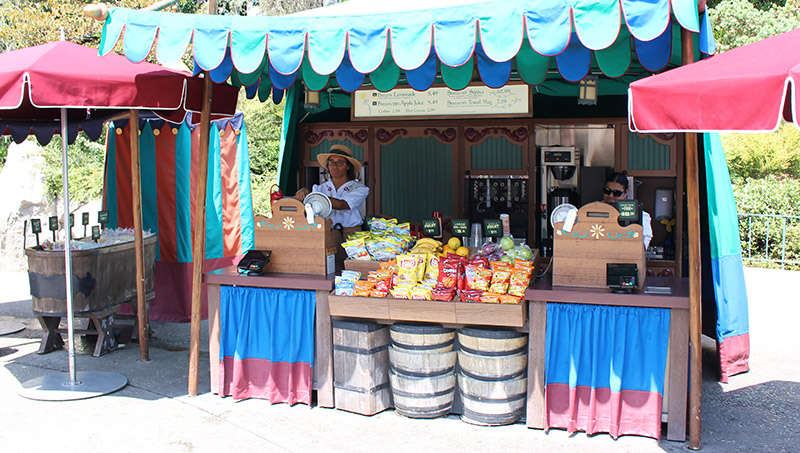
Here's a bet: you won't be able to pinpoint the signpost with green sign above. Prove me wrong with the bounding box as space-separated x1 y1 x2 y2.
421 219 441 238
450 219 469 238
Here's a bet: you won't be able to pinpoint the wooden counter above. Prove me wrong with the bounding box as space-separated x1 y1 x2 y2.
205 267 336 407
524 274 689 441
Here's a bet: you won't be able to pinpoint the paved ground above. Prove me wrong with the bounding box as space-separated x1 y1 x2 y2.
1 268 798 453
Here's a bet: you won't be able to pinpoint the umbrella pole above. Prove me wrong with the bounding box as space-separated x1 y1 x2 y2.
61 108 78 384
129 109 150 361
682 29 702 450
18 109 128 401
188 73 215 396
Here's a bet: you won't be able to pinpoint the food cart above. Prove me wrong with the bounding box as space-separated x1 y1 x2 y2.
97 0 750 447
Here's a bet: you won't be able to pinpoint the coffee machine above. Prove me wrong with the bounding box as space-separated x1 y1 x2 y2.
539 146 581 256
465 174 529 241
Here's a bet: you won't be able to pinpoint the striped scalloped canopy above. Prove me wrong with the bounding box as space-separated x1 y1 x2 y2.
100 0 713 99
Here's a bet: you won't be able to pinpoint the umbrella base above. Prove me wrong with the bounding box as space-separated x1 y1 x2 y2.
18 371 127 401
0 321 25 336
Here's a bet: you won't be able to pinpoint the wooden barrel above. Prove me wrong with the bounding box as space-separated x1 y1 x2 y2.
457 327 527 356
457 349 527 381
455 327 528 426
389 370 456 418
458 374 527 426
389 323 454 353
388 346 456 377
332 320 392 416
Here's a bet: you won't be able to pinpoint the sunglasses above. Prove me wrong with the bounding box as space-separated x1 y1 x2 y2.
327 159 348 167
603 186 625 197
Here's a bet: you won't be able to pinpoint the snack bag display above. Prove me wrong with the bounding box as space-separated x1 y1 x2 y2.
425 254 441 281
390 284 413 299
334 276 355 296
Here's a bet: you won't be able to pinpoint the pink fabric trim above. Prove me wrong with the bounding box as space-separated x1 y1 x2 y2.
545 383 663 440
219 356 313 406
718 333 750 383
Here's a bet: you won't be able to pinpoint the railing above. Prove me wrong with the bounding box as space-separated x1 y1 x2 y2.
738 213 800 269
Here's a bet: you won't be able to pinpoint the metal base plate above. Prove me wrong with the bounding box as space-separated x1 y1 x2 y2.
0 321 25 336
18 371 127 401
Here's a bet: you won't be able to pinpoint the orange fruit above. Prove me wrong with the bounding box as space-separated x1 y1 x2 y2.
455 246 469 257
442 245 455 254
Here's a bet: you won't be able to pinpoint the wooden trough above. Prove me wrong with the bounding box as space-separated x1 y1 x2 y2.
25 234 157 357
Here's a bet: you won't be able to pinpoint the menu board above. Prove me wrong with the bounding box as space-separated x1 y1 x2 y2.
48 216 59 231
30 218 42 234
353 84 530 120
98 210 109 225
483 219 502 238
450 219 469 237
421 219 441 237
82 212 90 226
617 200 639 222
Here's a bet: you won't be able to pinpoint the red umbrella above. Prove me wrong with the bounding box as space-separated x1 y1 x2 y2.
628 28 800 133
1 41 239 399
0 40 238 143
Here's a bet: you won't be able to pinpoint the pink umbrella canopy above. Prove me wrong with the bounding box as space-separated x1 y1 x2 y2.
0 40 239 144
629 28 800 133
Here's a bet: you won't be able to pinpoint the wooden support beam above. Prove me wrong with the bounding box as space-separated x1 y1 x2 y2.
681 28 702 451
129 109 149 361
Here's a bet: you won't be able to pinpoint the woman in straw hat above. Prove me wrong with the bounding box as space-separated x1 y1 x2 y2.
294 144 369 230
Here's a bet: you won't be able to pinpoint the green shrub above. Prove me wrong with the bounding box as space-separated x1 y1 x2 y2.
41 133 106 204
734 175 800 269
722 124 800 183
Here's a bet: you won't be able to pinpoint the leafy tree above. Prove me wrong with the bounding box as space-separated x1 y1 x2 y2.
708 0 800 52
722 124 800 183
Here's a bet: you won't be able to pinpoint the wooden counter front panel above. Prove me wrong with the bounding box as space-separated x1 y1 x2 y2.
328 294 526 327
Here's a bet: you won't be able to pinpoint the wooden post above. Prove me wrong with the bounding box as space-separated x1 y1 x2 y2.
681 28 702 450
187 0 218 398
129 109 149 361
188 74 214 396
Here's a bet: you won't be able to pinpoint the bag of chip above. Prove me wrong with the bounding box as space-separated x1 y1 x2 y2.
390 284 413 299
489 260 511 272
370 289 390 298
457 289 483 303
396 253 421 283
411 286 432 300
480 292 502 303
354 280 375 297
425 254 441 281
500 294 522 304
431 287 455 301
342 237 370 260
437 256 460 288
508 269 532 297
464 264 491 291
489 270 511 294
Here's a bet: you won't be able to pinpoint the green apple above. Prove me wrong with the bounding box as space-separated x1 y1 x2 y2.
500 236 515 251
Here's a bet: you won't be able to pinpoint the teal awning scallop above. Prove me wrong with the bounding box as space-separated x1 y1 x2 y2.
99 0 712 94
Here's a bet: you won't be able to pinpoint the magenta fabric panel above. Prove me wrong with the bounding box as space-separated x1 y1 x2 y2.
219 357 313 405
545 383 663 439
116 257 238 322
718 333 751 383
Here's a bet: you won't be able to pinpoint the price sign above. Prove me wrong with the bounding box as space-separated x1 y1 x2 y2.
91 225 101 241
48 216 59 231
617 200 639 222
82 212 89 226
98 210 109 225
483 219 502 238
450 219 469 237
31 219 42 234
421 219 441 238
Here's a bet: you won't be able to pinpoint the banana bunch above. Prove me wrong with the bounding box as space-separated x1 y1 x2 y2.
410 237 443 254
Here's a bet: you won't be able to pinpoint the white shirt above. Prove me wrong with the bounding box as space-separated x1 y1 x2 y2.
312 179 369 228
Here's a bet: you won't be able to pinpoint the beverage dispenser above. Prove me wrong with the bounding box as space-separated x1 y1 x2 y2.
539 146 581 256
465 174 529 241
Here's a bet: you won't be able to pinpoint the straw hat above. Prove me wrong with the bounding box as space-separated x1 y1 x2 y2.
316 144 362 174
